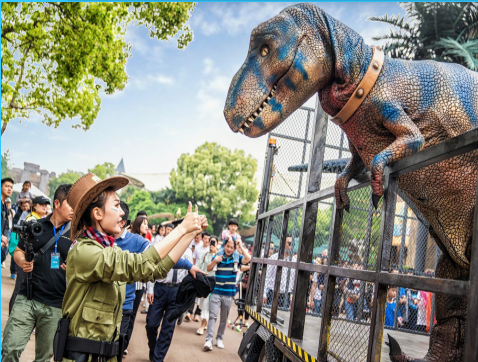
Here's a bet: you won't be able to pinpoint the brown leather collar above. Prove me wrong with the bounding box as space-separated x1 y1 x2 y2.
330 46 384 126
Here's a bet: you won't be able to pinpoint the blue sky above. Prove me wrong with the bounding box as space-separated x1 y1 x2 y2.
2 2 404 185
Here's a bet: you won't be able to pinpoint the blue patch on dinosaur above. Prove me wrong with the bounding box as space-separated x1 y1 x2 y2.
232 115 244 128
254 117 265 130
268 98 283 116
293 53 308 81
284 77 296 91
227 56 264 110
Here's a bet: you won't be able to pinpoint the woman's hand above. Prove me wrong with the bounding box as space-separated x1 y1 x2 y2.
189 265 207 279
180 202 201 234
199 215 208 232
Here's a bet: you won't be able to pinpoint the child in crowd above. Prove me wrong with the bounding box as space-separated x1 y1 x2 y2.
219 218 242 272
385 287 401 327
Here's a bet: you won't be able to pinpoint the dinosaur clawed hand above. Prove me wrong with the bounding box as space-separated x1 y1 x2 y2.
370 162 385 209
386 335 428 362
334 177 350 212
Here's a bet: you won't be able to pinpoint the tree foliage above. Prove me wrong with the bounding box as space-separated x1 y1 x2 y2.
1 2 195 135
1 150 11 178
369 2 478 70
47 170 84 199
170 142 259 235
88 162 115 180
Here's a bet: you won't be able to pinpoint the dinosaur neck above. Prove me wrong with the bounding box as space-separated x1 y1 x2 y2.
315 9 373 117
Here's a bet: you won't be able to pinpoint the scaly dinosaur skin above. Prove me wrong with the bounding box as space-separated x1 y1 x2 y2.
224 4 478 361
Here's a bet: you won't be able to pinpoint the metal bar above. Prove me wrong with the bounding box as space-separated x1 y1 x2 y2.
369 173 399 362
258 199 304 220
269 191 300 200
379 273 468 298
289 98 328 343
260 142 277 214
389 128 478 177
254 259 468 297
257 216 275 313
246 219 265 305
397 206 409 272
305 173 371 204
257 174 371 221
274 338 304 362
270 132 312 144
463 172 478 361
271 211 290 323
305 98 328 194
289 200 319 340
252 258 296 268
318 201 343 360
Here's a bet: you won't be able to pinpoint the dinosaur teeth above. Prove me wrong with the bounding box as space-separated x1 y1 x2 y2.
238 128 244 134
243 122 250 128
267 96 271 101
248 117 254 123
253 112 259 117
259 106 263 112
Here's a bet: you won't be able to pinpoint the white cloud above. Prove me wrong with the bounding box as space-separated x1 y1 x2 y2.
203 58 214 75
196 59 230 122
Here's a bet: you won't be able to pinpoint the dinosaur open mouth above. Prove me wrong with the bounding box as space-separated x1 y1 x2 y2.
238 83 277 134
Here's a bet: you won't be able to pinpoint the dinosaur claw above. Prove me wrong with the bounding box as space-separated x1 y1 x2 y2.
344 204 350 213
372 193 381 209
387 334 402 356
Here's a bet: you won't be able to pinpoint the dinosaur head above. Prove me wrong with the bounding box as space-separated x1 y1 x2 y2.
224 4 333 137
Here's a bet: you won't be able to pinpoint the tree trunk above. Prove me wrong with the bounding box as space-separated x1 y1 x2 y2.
1 122 7 136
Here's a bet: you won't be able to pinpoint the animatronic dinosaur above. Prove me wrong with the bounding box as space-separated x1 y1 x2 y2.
223 3 478 362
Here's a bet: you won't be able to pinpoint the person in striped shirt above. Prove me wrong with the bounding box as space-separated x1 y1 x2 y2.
203 236 251 351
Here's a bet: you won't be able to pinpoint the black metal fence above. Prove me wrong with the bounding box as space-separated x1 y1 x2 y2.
246 98 478 361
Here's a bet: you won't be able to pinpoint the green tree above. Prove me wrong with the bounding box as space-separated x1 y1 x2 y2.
1 2 195 135
88 162 115 180
170 142 259 235
369 2 478 70
1 150 11 178
48 170 83 199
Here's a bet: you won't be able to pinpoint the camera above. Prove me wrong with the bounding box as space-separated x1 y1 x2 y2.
12 219 43 240
12 220 43 300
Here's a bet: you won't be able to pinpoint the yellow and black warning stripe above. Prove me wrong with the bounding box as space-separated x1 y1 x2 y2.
246 306 317 362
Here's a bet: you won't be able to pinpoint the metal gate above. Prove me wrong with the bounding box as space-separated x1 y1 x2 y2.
246 98 478 362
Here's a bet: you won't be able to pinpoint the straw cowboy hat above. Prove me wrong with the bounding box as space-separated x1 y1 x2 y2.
67 173 129 240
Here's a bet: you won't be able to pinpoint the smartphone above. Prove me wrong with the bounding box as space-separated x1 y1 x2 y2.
126 219 131 228
210 240 216 246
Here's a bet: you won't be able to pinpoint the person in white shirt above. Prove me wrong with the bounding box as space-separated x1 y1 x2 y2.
185 232 211 322
262 236 296 309
145 238 204 362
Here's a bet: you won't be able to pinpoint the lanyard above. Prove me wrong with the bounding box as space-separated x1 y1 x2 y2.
53 224 65 254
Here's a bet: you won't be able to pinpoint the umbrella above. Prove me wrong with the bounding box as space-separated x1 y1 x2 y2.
12 183 49 200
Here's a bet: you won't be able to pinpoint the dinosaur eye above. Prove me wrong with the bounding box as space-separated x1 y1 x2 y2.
261 46 269 57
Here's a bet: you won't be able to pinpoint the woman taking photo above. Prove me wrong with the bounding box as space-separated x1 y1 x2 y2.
56 173 207 362
204 236 250 351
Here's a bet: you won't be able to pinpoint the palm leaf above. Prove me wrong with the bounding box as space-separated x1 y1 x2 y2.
368 14 413 33
435 38 478 70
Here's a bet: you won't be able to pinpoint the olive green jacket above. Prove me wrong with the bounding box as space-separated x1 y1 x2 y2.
61 237 174 362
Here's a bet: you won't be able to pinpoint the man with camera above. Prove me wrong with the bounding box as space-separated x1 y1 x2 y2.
1 184 73 362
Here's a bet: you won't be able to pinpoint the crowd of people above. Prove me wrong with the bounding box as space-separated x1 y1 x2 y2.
0 175 252 362
259 245 434 335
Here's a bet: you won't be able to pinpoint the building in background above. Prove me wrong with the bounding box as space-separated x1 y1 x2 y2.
8 162 56 195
